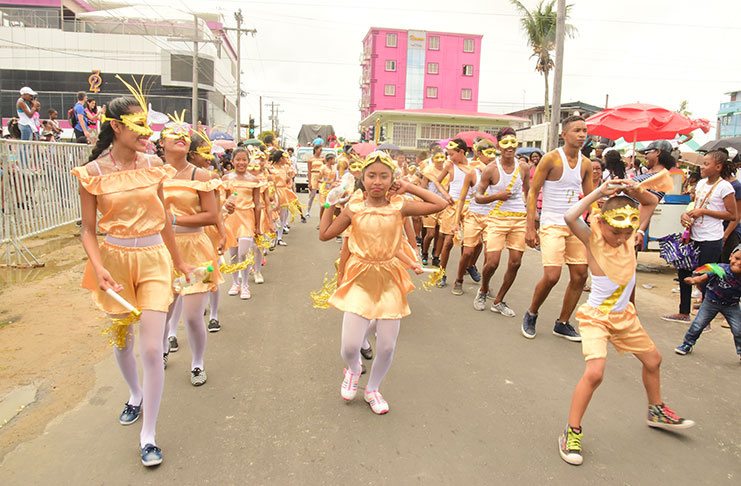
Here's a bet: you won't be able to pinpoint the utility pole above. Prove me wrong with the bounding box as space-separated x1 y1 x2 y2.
271 101 275 132
192 14 199 127
548 0 566 151
259 95 263 138
223 10 256 142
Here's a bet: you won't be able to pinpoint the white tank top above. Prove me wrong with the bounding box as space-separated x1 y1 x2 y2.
587 274 636 314
449 163 468 201
488 159 526 215
17 98 34 127
468 167 493 215
425 168 444 197
540 148 583 226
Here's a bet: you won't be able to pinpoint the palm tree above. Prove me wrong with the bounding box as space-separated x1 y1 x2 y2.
510 0 577 125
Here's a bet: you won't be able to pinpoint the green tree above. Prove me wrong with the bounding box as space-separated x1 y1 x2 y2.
259 130 275 142
678 100 692 117
510 0 577 124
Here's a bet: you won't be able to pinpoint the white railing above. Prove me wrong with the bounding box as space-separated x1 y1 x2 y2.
1 140 89 266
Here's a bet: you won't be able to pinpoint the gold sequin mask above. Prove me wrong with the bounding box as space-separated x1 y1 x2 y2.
161 110 191 144
446 141 461 152
100 75 154 137
191 130 216 161
498 136 519 149
363 151 396 171
349 162 364 172
601 205 640 230
432 153 446 163
482 148 498 158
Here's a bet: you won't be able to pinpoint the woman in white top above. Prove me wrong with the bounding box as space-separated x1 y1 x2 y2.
662 150 737 323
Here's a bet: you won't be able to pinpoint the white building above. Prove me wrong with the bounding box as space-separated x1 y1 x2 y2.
1 0 239 131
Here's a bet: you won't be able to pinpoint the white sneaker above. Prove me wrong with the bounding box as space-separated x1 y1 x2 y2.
254 272 265 284
364 389 389 414
240 286 251 300
691 287 701 299
340 368 360 401
491 301 516 317
228 283 240 296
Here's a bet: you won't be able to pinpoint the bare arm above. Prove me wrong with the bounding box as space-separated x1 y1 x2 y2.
456 171 476 223
79 185 123 292
158 184 195 277
724 197 741 240
17 99 35 117
398 180 447 217
565 182 623 245
253 187 262 235
319 206 353 240
688 193 737 221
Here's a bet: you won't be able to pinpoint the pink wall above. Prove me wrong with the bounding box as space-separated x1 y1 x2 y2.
368 28 407 115
423 32 481 111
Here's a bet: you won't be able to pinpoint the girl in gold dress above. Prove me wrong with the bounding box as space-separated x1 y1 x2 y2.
72 90 194 466
270 149 298 246
319 151 446 414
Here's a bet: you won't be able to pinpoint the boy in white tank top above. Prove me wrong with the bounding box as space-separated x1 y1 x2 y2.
522 116 593 341
558 182 694 466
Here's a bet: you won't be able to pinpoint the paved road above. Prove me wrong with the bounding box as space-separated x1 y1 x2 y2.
2 199 740 485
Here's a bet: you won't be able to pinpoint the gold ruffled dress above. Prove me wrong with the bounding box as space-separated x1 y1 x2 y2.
223 178 261 240
273 165 298 209
163 177 225 294
328 194 415 320
71 164 176 314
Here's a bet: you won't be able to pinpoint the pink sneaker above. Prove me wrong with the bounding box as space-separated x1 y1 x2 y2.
228 283 240 296
340 368 360 401
364 389 389 414
240 286 251 300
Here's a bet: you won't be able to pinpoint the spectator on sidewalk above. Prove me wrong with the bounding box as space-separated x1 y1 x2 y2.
72 91 91 143
47 109 63 142
16 86 38 140
84 98 100 142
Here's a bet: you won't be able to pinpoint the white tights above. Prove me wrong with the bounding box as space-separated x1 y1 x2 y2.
276 208 289 241
340 312 400 392
229 237 262 286
164 293 208 369
208 287 220 321
110 310 166 447
166 294 183 339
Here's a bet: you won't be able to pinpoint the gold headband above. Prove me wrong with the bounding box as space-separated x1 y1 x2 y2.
362 151 396 171
601 205 640 230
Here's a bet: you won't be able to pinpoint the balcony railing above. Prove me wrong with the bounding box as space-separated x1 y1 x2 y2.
718 100 741 115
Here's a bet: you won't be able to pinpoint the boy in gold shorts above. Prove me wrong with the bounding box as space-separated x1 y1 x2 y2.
558 182 695 466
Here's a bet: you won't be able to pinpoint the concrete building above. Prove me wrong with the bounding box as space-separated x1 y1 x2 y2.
360 108 528 152
1 0 239 131
360 28 482 120
718 90 741 138
507 101 603 148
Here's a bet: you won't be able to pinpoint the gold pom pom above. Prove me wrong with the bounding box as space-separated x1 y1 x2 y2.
421 268 446 292
101 312 141 348
310 271 338 309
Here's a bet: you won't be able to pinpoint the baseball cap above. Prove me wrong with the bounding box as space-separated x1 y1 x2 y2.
638 140 672 154
19 87 37 96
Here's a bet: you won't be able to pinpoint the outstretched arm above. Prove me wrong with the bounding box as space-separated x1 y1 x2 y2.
565 182 622 245
319 206 353 240
397 180 447 217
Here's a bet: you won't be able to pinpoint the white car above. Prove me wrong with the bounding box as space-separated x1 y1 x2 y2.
294 147 337 192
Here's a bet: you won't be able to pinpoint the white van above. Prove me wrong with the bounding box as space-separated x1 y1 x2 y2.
294 147 337 192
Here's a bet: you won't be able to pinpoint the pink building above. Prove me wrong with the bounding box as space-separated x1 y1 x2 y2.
360 28 482 120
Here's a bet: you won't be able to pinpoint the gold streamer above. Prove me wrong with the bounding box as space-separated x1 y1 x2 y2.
289 199 304 222
310 271 338 309
219 252 255 274
421 268 446 292
255 234 274 250
101 312 141 348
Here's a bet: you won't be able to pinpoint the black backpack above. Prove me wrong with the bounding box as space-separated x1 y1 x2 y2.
68 106 77 127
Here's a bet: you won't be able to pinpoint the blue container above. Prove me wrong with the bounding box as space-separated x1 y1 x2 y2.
663 194 691 205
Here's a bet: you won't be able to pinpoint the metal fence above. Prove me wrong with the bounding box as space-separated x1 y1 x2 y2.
1 139 89 266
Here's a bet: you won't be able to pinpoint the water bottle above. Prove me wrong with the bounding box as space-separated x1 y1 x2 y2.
173 264 214 292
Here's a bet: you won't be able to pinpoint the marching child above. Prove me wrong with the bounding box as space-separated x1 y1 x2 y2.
559 181 695 466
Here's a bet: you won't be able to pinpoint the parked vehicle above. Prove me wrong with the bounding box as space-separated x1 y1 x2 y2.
294 146 337 192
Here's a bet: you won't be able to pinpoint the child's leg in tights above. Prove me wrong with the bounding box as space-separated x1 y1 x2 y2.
165 294 182 341
111 318 143 406
138 310 166 447
208 288 220 321
363 320 377 350
340 312 371 375
238 237 253 286
229 246 240 285
280 209 289 238
182 293 208 370
366 319 401 392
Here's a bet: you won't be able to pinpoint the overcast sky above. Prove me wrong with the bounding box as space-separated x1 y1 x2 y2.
176 0 740 145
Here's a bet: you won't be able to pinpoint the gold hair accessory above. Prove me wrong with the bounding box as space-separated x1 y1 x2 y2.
362 150 396 171
191 130 216 161
446 141 460 151
601 205 640 229
161 109 192 143
99 75 154 137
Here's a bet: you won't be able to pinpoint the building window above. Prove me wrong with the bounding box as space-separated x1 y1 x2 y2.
386 33 397 47
384 84 396 96
392 122 417 148
385 60 396 72
462 64 474 76
461 89 472 100
426 87 438 99
429 36 440 50
463 39 474 53
427 62 439 74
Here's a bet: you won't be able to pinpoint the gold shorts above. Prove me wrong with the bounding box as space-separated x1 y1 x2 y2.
310 172 321 190
539 224 587 266
462 212 488 248
173 232 223 295
576 303 656 361
485 216 526 252
438 205 459 235
422 211 441 229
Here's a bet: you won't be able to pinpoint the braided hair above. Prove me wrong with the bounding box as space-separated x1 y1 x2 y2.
87 97 141 163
